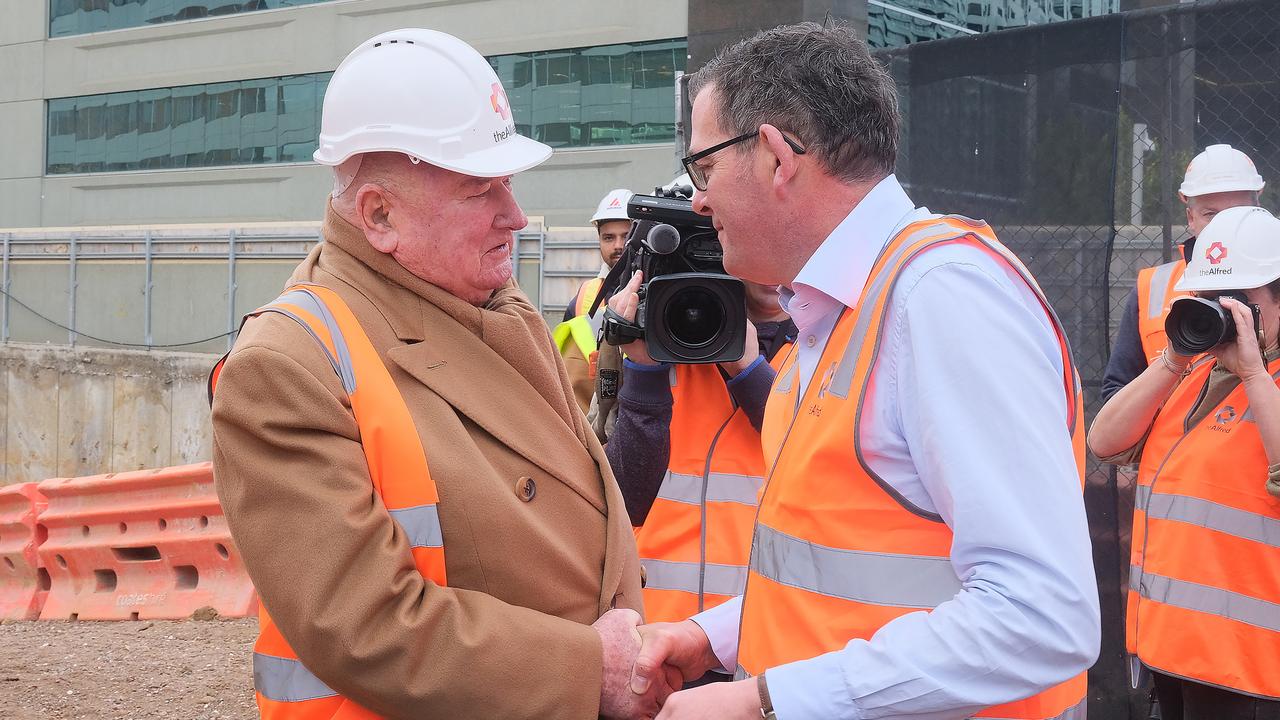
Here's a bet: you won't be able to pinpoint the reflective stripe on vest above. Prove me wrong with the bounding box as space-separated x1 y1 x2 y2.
1126 358 1280 699
740 216 1087 719
213 283 446 720
575 277 605 317
1136 260 1187 363
634 359 781 622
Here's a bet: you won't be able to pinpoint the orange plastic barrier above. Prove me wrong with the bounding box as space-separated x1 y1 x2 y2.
0 483 49 620
37 463 256 621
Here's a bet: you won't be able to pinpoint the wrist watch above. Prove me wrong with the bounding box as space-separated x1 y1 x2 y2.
757 672 777 720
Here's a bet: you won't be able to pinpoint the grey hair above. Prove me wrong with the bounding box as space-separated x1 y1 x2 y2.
689 21 899 183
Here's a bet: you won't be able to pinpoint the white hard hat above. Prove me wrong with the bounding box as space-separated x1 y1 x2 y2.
1179 144 1265 198
1176 206 1280 292
314 28 551 178
591 189 634 224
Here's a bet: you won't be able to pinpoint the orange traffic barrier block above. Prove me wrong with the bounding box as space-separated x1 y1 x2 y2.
37 463 256 621
0 483 49 620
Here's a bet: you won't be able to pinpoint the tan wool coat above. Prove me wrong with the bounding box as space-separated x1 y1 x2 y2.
211 204 643 720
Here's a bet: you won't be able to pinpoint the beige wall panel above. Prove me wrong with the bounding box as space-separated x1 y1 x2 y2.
0 41 45 102
6 361 60 484
56 368 114 478
0 101 45 179
514 144 680 227
113 372 173 471
39 165 332 227
0 1 47 46
170 375 213 466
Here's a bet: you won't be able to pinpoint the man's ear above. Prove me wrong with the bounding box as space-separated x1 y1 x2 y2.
355 183 397 254
759 124 801 194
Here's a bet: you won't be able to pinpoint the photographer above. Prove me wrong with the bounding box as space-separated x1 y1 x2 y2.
604 272 794 630
1089 206 1280 719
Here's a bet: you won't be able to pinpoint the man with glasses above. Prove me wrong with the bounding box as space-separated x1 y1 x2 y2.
627 21 1100 720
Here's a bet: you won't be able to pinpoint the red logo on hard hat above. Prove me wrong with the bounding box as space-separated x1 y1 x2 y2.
1206 242 1228 265
490 83 511 120
608 197 622 208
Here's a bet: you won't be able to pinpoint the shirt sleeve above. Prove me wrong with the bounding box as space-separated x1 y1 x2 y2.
1101 289 1148 403
689 595 743 674
606 360 674 526
766 251 1100 720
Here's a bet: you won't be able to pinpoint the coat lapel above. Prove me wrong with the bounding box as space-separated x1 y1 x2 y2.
385 324 607 515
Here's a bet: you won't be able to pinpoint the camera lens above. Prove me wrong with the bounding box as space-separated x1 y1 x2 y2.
1166 296 1236 355
664 286 725 348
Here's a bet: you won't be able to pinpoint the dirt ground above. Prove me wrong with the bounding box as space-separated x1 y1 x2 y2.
0 618 258 720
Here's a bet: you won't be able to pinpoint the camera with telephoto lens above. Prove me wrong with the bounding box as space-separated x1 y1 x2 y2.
593 180 746 364
1165 291 1263 356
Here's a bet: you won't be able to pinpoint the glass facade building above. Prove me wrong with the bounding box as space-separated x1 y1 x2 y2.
45 38 687 175
49 0 334 38
868 0 1120 47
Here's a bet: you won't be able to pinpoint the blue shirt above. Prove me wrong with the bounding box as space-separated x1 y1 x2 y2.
691 176 1100 720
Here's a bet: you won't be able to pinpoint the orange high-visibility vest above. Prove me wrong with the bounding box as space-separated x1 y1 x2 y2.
635 353 787 623
1135 259 1188 363
1126 357 1280 700
737 217 1088 720
575 277 606 317
212 284 446 720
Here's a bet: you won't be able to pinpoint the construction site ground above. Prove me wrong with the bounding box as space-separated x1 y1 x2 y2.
0 617 257 719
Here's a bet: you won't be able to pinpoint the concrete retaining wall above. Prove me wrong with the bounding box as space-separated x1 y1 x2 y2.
0 343 216 486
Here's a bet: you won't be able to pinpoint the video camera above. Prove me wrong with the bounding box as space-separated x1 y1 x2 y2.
590 179 746 364
1165 291 1264 356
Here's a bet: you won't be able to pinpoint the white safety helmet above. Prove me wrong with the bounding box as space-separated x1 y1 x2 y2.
314 28 551 179
1176 206 1280 292
1179 144 1265 198
591 188 634 224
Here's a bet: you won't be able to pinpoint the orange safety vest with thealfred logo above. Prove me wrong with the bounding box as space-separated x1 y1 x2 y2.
1136 259 1188 363
736 216 1088 720
575 277 606 318
210 284 446 720
1126 357 1280 700
635 352 788 623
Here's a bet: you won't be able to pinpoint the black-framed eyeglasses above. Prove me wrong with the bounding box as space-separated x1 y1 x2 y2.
681 131 807 191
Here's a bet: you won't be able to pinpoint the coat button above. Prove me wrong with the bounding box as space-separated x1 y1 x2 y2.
516 476 536 502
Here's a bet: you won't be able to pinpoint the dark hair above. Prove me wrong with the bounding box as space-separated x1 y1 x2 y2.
689 21 899 183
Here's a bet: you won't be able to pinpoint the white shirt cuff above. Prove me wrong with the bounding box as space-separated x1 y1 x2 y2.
688 596 742 673
767 651 858 720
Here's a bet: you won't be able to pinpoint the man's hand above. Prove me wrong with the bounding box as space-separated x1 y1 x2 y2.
656 679 760 720
632 620 720 694
595 609 675 719
719 319 760 378
607 272 656 366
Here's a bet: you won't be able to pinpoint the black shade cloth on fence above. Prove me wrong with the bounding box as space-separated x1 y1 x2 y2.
872 1 1280 716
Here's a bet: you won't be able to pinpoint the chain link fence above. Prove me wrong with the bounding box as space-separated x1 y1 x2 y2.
874 1 1280 715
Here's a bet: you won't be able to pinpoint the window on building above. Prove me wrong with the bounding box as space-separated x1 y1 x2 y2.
867 0 1119 48
50 0 335 38
45 37 687 174
46 73 331 174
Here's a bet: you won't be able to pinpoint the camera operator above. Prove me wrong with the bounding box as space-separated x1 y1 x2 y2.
1089 205 1280 719
604 270 795 634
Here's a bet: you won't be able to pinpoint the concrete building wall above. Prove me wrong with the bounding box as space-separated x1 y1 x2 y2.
0 0 688 229
0 343 216 486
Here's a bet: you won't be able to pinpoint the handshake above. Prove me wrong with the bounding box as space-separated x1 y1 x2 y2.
591 609 760 720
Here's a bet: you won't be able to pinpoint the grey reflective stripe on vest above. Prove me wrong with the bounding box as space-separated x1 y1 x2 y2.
254 653 338 703
774 361 798 394
641 558 747 596
389 503 444 549
656 471 764 507
1145 261 1181 319
1136 484 1280 549
984 697 1088 720
272 288 357 394
751 523 961 608
737 663 1086 719
1131 566 1280 633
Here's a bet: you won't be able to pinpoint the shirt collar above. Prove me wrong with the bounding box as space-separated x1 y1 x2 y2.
787 174 920 312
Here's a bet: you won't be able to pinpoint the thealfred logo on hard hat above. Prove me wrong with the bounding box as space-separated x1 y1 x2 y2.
608 197 623 208
1206 242 1229 265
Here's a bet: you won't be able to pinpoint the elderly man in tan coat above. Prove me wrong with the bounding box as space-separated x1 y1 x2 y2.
210 29 661 720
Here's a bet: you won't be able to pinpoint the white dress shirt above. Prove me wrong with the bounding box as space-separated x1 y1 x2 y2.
691 176 1100 720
